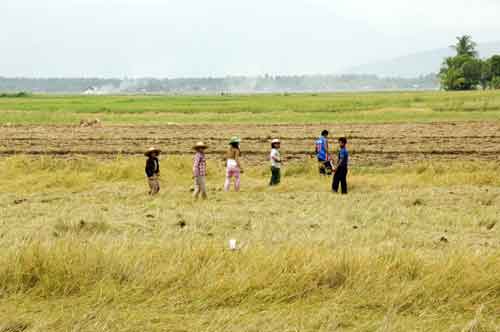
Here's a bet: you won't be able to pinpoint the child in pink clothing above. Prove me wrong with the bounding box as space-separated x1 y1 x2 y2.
224 137 243 191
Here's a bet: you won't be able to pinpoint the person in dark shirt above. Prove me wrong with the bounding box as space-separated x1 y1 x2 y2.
145 147 161 195
332 137 348 194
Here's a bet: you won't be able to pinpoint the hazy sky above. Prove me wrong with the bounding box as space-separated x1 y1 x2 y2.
1 0 499 77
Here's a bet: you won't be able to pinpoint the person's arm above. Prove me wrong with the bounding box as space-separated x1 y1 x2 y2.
326 140 330 160
235 149 243 171
271 151 281 162
193 154 199 177
333 150 344 171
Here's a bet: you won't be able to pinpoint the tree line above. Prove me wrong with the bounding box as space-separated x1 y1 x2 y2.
0 75 438 94
440 35 500 91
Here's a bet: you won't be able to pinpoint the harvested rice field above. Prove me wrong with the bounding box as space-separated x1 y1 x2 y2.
0 91 499 332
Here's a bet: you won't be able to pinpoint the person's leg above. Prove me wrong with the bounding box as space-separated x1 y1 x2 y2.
199 176 208 199
148 177 154 195
340 169 348 194
276 168 281 185
234 168 241 191
270 167 278 186
193 177 200 198
224 167 232 191
325 161 333 176
318 160 326 175
153 176 160 195
332 171 340 192
196 176 207 199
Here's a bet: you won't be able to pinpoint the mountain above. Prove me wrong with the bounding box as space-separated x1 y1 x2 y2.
344 41 500 78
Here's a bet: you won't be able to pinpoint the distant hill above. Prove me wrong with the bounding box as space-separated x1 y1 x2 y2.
344 41 500 78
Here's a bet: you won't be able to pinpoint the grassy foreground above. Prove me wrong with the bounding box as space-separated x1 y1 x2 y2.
1 90 500 124
1 156 499 331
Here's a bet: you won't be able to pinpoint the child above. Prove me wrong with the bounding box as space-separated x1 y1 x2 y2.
332 137 348 194
269 139 281 186
144 147 161 195
192 141 208 199
224 136 243 191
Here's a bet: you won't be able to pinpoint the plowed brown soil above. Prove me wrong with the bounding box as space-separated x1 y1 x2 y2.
1 122 499 165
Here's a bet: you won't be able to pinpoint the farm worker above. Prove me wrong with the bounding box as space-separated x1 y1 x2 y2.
269 139 282 186
316 130 332 175
332 137 349 194
144 147 161 195
224 136 243 191
193 141 208 200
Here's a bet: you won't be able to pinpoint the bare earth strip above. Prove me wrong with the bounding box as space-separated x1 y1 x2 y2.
1 122 499 165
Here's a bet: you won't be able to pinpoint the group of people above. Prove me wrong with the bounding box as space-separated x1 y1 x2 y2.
144 130 348 198
315 130 349 194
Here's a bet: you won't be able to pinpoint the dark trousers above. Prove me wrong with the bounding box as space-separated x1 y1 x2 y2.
318 159 332 175
332 167 348 194
270 166 281 186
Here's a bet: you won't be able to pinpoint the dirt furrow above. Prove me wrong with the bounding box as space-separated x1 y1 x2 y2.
1 122 499 166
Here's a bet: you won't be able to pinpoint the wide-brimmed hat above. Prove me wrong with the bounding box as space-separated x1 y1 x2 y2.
229 136 241 144
144 147 161 156
193 141 208 150
271 139 281 144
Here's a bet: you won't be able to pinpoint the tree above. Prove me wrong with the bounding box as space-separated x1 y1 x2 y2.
491 55 500 89
440 55 481 90
462 58 483 89
440 66 465 91
440 36 482 91
491 76 500 90
480 60 492 90
451 35 478 57
489 55 500 77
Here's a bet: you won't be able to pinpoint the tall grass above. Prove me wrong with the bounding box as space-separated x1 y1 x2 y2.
0 156 499 331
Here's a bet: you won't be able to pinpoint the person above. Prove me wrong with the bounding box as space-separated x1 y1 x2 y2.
269 139 281 186
193 141 208 200
332 137 349 194
316 130 332 175
144 147 161 195
224 136 243 191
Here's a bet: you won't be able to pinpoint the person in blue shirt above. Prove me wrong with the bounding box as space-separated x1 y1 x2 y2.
332 137 348 194
315 130 332 175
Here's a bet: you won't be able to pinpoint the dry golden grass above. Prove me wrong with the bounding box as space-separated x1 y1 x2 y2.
0 156 499 332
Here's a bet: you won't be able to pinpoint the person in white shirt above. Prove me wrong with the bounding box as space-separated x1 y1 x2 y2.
269 139 281 186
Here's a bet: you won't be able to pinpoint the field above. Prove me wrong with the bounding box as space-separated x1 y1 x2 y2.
0 91 499 332
1 90 500 125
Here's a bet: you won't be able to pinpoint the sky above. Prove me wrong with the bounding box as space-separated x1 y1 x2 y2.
1 0 499 78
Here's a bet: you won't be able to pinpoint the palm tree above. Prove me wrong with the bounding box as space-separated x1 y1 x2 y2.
451 35 478 57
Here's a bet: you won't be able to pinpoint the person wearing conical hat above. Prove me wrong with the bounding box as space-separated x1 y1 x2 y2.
192 142 208 200
145 147 161 195
224 136 243 192
269 139 282 186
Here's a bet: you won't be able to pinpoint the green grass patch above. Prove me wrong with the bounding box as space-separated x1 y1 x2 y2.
1 90 500 124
